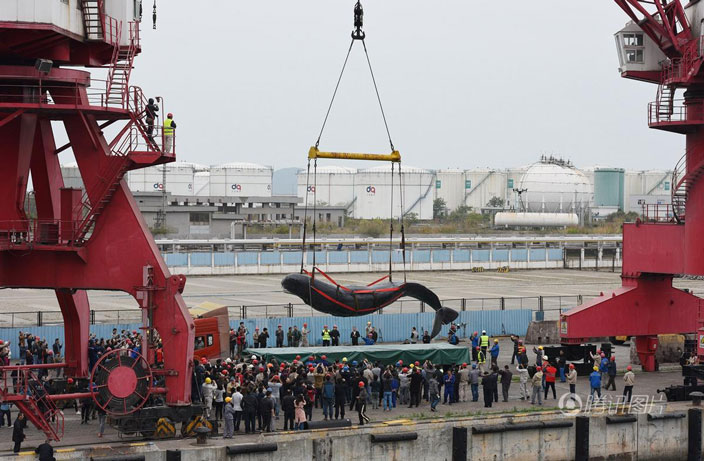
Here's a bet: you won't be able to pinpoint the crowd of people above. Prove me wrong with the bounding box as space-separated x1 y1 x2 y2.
0 325 639 447
230 321 389 357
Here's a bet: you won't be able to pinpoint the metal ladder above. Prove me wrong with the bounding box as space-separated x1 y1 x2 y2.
80 0 104 41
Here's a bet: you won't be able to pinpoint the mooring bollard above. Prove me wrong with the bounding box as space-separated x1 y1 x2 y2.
194 425 210 445
690 391 704 406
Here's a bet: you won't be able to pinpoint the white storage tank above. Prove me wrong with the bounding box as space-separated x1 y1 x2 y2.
435 169 465 213
354 164 434 220
194 171 211 197
517 158 592 213
127 166 165 193
297 166 357 207
210 162 273 197
464 169 508 211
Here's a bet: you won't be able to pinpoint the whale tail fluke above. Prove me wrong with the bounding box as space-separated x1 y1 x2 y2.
430 306 460 339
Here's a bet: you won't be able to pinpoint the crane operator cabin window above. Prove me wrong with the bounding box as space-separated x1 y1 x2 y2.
623 33 644 64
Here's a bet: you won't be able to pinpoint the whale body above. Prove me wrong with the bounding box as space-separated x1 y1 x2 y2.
282 273 459 338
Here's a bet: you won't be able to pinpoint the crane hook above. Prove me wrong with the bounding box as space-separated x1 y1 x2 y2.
152 0 157 30
352 1 365 40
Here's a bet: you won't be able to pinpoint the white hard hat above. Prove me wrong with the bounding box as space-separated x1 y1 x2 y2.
225 358 232 363
251 355 257 360
482 330 486 334
543 355 548 361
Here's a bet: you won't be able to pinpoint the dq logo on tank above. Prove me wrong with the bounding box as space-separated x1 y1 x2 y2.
231 184 242 192
152 183 164 190
366 186 376 195
307 185 316 193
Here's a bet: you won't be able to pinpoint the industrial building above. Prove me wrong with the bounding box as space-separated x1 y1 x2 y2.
60 158 672 226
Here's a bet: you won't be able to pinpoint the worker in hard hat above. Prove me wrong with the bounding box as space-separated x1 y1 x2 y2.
321 325 332 347
623 365 635 403
476 346 486 374
223 396 235 438
470 332 480 362
201 377 216 418
479 330 489 357
162 112 176 153
489 339 500 368
533 345 544 366
330 325 340 346
589 366 602 398
300 323 309 347
567 363 578 401
530 366 543 405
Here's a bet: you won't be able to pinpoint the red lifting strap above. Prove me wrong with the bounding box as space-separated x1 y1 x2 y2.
304 267 351 292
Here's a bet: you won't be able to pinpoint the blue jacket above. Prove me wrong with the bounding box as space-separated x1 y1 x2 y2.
444 374 455 388
589 371 601 388
599 358 609 372
322 381 335 399
490 344 500 358
471 336 480 348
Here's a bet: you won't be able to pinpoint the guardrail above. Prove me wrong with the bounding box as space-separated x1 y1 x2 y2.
0 294 597 327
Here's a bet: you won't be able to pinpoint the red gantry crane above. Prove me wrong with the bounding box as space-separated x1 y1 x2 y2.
561 0 704 371
0 1 197 439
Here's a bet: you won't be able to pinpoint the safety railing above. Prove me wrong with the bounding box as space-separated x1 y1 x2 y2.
0 220 80 249
662 36 704 83
103 13 121 46
0 77 133 110
641 203 675 222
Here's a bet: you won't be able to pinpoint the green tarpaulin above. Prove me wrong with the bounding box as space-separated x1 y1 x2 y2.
244 343 470 366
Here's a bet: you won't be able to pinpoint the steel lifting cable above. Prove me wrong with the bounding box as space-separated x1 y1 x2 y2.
388 162 395 282
398 163 407 282
361 39 395 152
315 39 355 149
300 159 312 274
312 158 318 271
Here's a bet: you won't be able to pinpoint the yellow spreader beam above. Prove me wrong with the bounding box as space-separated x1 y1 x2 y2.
308 146 400 162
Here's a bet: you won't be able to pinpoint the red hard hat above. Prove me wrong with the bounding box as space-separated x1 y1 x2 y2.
610 356 615 361
321 355 327 360
293 360 298 364
222 370 228 375
295 355 301 360
462 363 467 367
253 359 258 364
473 331 478 335
398 360 403 365
476 346 480 350
403 367 408 372
536 366 542 371
358 381 365 388
414 361 420 366
569 364 575 369
67 378 74 384
308 356 314 361
259 367 264 372
627 365 632 371
167 112 173 118
303 323 307 327
600 353 605 358
267 363 273 368
596 349 601 354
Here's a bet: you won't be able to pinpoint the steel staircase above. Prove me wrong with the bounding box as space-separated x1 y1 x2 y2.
655 84 675 121
106 23 139 107
72 156 131 245
80 0 104 41
0 368 64 441
671 150 704 223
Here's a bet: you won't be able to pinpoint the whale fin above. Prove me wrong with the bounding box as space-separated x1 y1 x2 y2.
403 282 442 310
430 306 460 339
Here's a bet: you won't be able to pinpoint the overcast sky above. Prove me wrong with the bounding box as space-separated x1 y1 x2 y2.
123 0 682 171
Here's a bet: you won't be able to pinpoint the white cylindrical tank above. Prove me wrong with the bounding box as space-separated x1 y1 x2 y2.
127 166 165 193
517 159 592 213
210 162 273 197
435 169 465 212
463 169 508 211
297 166 357 206
354 164 434 219
164 162 201 196
194 171 211 197
494 212 579 227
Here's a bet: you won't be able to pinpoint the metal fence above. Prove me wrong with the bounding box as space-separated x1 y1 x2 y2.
0 294 593 327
